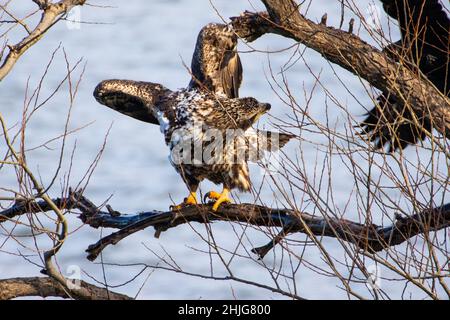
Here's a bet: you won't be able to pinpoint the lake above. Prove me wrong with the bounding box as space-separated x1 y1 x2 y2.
1 0 449 299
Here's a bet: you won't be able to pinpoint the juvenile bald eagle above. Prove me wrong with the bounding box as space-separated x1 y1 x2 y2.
94 23 293 210
95 80 293 210
360 0 449 151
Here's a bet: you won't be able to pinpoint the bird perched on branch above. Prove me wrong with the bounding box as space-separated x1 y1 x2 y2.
94 23 293 211
360 0 449 151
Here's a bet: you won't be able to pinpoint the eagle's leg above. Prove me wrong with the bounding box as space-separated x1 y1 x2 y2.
205 187 231 211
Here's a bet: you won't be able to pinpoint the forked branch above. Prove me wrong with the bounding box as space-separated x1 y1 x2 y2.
0 0 87 81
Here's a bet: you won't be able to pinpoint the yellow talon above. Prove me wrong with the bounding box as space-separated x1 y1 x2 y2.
210 188 231 211
170 192 197 210
203 191 221 201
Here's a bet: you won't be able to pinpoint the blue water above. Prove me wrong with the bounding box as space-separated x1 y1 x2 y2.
0 0 448 299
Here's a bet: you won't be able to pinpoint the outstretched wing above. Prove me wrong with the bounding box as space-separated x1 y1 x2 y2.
359 94 432 152
189 23 243 98
381 0 449 92
94 79 172 124
359 0 449 151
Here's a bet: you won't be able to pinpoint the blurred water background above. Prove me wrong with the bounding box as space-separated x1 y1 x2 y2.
0 0 449 299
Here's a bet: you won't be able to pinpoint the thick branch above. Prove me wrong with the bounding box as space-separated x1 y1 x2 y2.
1 191 448 261
0 0 86 81
0 276 132 300
82 202 450 260
230 1 450 138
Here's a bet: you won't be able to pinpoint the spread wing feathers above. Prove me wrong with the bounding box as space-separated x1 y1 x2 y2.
198 97 271 131
360 94 431 152
220 52 243 98
189 23 243 98
359 0 449 151
94 79 172 124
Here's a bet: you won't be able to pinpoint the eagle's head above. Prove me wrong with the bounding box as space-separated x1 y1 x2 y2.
237 97 271 126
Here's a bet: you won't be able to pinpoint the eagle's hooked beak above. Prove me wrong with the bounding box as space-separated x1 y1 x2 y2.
252 102 271 122
252 113 262 122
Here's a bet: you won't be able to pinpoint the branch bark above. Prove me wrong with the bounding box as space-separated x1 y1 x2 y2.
0 277 132 300
0 0 86 81
230 0 450 139
82 202 450 260
2 190 448 261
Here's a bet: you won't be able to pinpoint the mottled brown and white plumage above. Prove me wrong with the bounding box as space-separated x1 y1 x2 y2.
93 23 293 209
95 81 292 199
94 23 242 125
159 89 276 192
189 23 243 98
93 80 170 125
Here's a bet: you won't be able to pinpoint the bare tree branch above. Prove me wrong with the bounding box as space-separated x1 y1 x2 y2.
0 0 86 81
1 0 448 300
0 277 132 300
230 0 450 139
2 190 448 261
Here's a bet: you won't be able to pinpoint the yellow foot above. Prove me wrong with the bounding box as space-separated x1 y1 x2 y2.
205 188 231 211
203 191 221 202
170 192 197 210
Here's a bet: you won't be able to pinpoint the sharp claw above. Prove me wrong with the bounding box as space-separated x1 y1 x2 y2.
206 188 231 211
204 191 221 203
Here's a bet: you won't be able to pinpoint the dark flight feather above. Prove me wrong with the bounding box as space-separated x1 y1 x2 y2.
360 0 449 151
93 79 171 125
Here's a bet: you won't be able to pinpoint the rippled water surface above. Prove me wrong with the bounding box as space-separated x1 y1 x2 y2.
1 0 449 299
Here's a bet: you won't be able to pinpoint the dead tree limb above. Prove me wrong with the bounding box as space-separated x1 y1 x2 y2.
1 190 448 261
82 202 450 261
0 0 87 81
0 277 132 300
230 0 450 139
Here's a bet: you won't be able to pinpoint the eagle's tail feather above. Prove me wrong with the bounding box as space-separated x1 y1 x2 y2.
244 129 295 162
257 130 295 151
